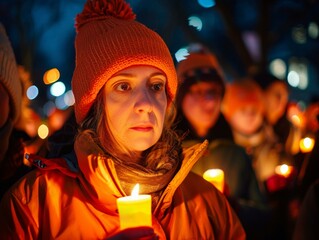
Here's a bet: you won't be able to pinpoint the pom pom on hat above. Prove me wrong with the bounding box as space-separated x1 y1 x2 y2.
72 0 177 124
75 0 136 32
0 23 22 124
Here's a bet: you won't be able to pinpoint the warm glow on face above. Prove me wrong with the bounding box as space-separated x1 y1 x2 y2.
182 82 222 136
299 137 315 153
104 66 167 153
230 105 264 135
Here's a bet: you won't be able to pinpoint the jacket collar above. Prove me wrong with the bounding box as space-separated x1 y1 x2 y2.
74 132 209 215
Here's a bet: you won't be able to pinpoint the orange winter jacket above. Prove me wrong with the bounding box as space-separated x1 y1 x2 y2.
0 134 245 240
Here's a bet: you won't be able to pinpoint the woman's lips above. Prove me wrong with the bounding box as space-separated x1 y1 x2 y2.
130 126 153 131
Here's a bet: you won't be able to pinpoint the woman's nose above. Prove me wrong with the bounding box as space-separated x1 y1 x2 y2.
134 90 153 113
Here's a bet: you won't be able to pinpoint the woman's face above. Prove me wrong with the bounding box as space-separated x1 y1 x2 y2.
229 104 264 135
182 81 222 136
103 65 167 153
264 82 288 124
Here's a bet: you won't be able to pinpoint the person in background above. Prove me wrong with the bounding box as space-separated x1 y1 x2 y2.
290 98 319 240
173 44 266 239
222 77 296 239
222 78 295 191
174 44 233 142
293 178 319 240
0 23 33 200
0 1 245 239
257 73 290 143
296 98 319 200
254 71 301 156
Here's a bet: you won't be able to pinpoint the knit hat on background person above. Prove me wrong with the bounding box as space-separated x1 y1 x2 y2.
0 23 22 124
222 78 264 121
175 44 226 108
72 0 177 124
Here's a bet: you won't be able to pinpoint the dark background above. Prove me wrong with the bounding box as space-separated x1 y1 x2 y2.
1 0 319 117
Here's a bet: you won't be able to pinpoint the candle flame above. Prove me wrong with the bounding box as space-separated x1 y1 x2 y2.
131 184 139 197
202 169 224 193
275 164 293 178
299 137 315 153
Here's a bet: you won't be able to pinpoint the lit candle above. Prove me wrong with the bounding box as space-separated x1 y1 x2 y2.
116 184 152 230
299 137 315 153
203 169 224 193
275 164 294 178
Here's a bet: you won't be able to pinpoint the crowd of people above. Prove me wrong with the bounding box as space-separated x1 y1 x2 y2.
0 0 318 239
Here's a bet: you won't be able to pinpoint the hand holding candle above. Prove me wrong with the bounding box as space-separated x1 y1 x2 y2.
203 169 224 193
117 184 152 230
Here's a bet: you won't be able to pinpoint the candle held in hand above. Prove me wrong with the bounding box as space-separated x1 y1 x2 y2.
299 137 315 153
203 169 224 193
275 164 294 178
117 184 152 230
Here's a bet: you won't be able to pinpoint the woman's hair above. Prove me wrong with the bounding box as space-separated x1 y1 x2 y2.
77 87 181 165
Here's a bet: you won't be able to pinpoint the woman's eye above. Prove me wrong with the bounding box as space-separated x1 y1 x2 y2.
115 82 131 92
151 82 164 92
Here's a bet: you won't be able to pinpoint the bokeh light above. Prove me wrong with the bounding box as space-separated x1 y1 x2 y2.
55 95 68 110
175 47 189 62
197 0 215 8
308 22 319 39
26 85 39 100
287 71 299 87
43 68 60 85
275 164 294 178
269 58 286 79
188 16 203 31
38 124 49 139
64 90 75 106
288 59 308 89
50 81 66 97
299 137 315 153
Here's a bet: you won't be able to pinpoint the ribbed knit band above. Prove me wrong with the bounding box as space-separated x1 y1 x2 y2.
0 23 22 124
176 53 224 82
72 16 177 124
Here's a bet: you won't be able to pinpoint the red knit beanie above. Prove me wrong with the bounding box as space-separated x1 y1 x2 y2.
72 0 177 124
176 52 224 81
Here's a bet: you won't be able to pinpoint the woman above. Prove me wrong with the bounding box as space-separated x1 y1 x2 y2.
173 46 266 239
222 77 295 239
0 0 245 239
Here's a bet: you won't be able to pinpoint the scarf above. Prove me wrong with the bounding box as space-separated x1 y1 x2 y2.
77 131 182 210
113 138 182 209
